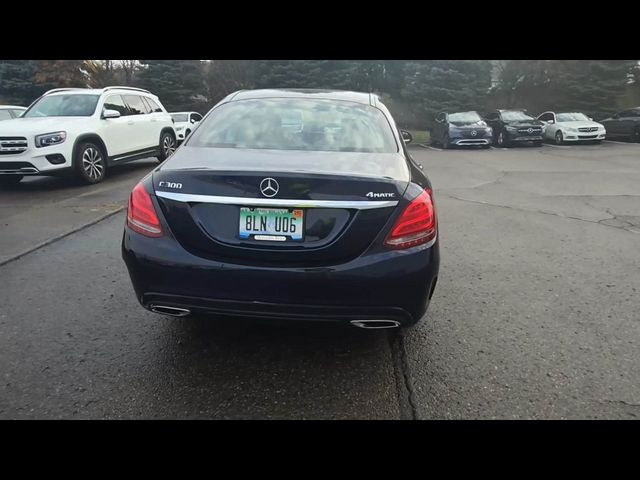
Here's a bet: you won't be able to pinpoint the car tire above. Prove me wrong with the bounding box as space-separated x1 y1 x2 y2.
75 142 107 184
157 131 177 162
482 144 491 149
0 175 23 186
497 131 509 147
555 131 564 145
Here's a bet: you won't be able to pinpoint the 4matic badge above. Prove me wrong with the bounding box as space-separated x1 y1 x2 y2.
366 191 395 198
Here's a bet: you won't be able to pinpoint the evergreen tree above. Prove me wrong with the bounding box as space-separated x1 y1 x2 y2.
0 60 43 105
402 60 492 124
136 60 206 111
548 60 637 118
204 60 258 105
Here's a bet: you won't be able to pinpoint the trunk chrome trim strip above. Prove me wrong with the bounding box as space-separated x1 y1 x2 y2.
155 191 399 210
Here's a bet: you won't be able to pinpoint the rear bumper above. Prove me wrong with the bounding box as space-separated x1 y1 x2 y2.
122 227 440 326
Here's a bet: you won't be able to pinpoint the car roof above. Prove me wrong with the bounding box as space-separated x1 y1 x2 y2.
45 87 155 97
229 89 375 106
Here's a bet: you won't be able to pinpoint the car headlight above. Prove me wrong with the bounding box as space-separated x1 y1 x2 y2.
506 126 517 131
35 131 67 148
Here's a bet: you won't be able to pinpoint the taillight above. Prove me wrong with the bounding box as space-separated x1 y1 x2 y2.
127 182 163 237
384 188 437 249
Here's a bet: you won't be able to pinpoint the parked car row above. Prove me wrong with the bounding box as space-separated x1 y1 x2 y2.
0 105 27 120
0 87 202 186
430 107 640 148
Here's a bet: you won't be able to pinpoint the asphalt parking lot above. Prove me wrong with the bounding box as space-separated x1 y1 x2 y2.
1 140 639 419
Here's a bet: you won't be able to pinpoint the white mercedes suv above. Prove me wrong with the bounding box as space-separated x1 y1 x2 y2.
170 111 203 141
0 87 177 186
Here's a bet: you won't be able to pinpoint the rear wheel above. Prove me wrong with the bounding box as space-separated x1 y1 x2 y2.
555 130 564 145
0 175 23 186
75 142 106 184
157 131 176 162
497 131 509 147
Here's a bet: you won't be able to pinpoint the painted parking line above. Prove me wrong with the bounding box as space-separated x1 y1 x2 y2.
542 143 571 149
604 139 638 145
418 143 443 151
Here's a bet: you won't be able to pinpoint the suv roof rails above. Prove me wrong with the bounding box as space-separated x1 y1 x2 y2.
102 86 151 94
43 88 87 95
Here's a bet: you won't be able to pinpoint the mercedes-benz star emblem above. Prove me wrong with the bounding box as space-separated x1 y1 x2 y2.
260 178 279 197
471 130 477 136
527 127 533 133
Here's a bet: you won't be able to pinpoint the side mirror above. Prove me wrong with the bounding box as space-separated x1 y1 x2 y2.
102 109 121 119
400 129 413 144
588 117 593 121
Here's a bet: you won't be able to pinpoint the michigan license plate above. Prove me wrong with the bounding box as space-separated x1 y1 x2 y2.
239 207 304 241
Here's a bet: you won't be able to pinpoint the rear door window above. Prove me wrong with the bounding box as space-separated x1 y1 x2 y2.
123 95 148 115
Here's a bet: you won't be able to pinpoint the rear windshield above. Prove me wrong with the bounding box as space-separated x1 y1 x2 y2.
171 113 188 122
23 94 100 117
187 98 398 153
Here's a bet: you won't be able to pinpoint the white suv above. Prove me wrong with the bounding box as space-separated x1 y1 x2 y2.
0 87 177 185
170 111 203 141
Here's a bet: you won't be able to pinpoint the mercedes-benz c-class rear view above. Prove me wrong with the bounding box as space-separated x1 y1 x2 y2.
122 89 439 329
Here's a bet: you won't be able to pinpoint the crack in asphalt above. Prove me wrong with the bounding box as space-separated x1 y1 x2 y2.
388 330 418 420
445 194 639 234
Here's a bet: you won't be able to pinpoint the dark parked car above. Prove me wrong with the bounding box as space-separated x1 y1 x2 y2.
484 109 545 147
430 111 492 149
599 107 640 142
122 89 440 330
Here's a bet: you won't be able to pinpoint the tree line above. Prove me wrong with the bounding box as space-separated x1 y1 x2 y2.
1 60 638 127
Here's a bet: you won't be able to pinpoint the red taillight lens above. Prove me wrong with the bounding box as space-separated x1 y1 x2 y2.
127 182 163 237
384 188 437 249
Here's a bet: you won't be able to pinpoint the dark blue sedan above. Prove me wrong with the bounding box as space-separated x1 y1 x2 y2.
122 89 440 329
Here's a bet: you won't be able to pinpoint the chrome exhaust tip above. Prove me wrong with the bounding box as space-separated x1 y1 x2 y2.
149 305 191 317
350 320 401 329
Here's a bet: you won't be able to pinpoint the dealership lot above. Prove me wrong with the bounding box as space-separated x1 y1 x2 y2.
0 141 639 419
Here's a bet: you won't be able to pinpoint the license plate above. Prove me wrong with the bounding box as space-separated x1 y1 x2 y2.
239 207 304 241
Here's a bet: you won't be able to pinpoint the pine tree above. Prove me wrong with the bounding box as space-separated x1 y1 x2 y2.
136 60 206 111
402 60 492 125
0 60 45 105
549 60 637 118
